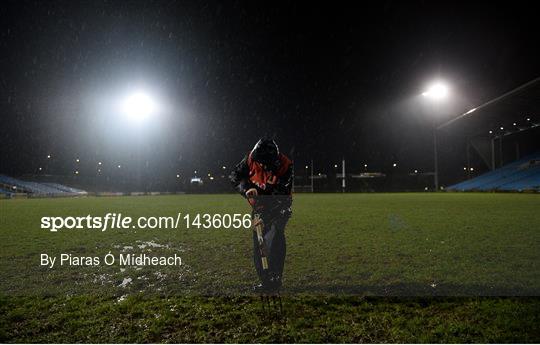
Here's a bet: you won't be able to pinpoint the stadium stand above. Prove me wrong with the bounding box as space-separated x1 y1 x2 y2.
448 152 540 192
41 182 87 194
0 186 15 196
0 175 87 197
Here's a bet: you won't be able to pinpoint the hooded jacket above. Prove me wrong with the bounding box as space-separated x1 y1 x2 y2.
229 152 293 198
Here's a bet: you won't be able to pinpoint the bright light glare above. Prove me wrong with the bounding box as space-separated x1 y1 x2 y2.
422 82 449 100
122 92 156 121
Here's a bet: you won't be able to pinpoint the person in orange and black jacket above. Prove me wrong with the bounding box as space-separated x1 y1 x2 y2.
229 138 293 293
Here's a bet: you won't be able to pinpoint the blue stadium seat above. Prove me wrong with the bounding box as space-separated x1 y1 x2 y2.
0 175 87 196
448 152 540 192
0 186 15 195
42 183 87 194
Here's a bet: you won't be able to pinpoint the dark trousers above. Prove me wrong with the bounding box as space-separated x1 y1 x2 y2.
252 212 289 287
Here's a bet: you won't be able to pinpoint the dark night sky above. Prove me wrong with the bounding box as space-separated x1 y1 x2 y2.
1 1 538 183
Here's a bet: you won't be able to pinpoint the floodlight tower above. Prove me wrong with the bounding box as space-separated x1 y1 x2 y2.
120 90 158 190
422 81 449 191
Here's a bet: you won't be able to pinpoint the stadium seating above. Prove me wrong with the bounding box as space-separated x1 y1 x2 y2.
42 182 87 194
0 186 15 196
448 152 540 192
0 175 87 197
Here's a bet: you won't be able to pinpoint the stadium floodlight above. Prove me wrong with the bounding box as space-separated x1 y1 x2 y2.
98 161 102 165
47 154 51 159
393 163 397 167
121 91 156 121
176 174 180 178
422 82 449 100
421 80 451 192
76 158 80 163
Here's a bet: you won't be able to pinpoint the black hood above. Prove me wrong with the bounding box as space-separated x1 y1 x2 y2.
250 138 280 170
